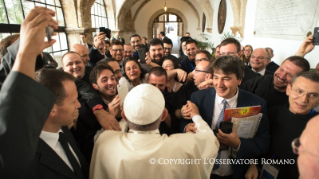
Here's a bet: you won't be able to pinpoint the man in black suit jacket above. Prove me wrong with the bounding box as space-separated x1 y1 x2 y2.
80 33 93 49
24 68 89 179
0 7 57 178
180 55 269 179
89 32 106 67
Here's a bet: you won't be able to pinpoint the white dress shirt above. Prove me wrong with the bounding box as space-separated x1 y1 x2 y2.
252 68 266 76
40 129 81 171
211 88 239 176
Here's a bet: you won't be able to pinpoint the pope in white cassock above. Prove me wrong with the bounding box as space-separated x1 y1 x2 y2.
90 84 219 179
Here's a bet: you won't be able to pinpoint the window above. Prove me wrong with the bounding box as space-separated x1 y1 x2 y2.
0 0 68 55
91 0 108 28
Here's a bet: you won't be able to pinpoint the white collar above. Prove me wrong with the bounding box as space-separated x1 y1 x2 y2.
252 68 266 76
216 87 239 107
128 129 160 134
40 129 63 149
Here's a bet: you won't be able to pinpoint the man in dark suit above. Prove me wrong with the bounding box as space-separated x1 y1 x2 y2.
250 48 274 76
24 68 89 179
159 31 168 41
180 55 270 179
180 39 198 74
80 33 93 49
0 7 57 178
89 32 106 67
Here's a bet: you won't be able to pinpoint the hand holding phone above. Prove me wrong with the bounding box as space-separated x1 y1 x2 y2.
313 27 319 45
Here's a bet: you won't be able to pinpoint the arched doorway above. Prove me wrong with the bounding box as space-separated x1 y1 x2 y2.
152 12 183 55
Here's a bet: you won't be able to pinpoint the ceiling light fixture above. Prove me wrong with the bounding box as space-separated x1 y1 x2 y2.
164 0 167 12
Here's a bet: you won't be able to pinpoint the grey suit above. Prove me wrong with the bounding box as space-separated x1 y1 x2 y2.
0 72 56 178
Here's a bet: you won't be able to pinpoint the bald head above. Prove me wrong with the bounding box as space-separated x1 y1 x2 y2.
71 44 90 66
298 115 319 179
250 48 270 73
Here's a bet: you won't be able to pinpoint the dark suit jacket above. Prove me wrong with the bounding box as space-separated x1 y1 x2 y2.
87 43 93 50
180 88 270 179
24 126 89 179
0 72 56 178
88 47 104 67
266 61 280 72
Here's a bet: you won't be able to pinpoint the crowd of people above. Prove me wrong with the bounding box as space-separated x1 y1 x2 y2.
1 7 319 179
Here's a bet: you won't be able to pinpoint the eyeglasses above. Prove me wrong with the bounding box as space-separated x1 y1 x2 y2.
245 49 252 52
195 58 209 63
292 138 319 157
194 69 209 73
251 56 268 60
291 86 319 100
111 49 123 52
220 52 238 56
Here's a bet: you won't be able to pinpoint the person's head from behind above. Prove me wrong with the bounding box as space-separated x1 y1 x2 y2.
186 39 198 61
295 115 319 179
35 69 80 132
195 49 212 65
90 63 117 100
192 60 212 87
250 48 270 73
70 44 90 66
219 38 241 57
124 44 134 59
0 34 20 59
159 31 165 38
211 55 244 99
123 58 144 82
110 40 124 63
149 38 164 64
62 51 85 79
265 47 274 58
130 34 141 52
273 56 310 92
162 38 173 57
96 58 122 83
162 57 180 71
122 84 167 131
286 72 319 115
147 67 167 92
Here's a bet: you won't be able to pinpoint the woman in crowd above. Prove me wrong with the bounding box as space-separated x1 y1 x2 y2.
240 45 253 66
119 58 147 91
162 57 183 92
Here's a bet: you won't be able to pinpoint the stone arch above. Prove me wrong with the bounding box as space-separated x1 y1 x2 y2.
117 0 140 31
60 0 78 27
104 0 116 30
148 8 188 40
182 0 200 30
229 0 248 37
194 0 214 32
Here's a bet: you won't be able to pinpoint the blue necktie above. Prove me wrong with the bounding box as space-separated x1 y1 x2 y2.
213 99 228 170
